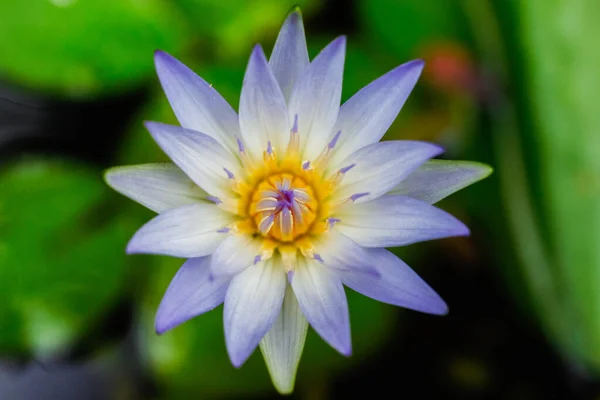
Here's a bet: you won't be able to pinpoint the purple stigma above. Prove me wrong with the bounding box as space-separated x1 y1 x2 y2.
207 195 222 204
237 137 245 153
339 164 356 174
217 227 230 233
291 114 299 134
277 189 295 209
267 141 273 155
254 255 262 265
314 254 324 263
287 271 294 283
328 130 342 149
350 192 370 202
223 167 235 179
327 217 341 229
302 161 311 170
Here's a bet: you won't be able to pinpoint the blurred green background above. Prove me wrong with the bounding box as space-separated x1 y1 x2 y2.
0 0 599 399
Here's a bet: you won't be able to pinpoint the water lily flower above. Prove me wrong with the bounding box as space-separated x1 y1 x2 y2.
105 8 491 394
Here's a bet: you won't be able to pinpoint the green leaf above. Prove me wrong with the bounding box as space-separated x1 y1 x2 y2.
515 0 600 372
0 0 190 97
0 159 129 356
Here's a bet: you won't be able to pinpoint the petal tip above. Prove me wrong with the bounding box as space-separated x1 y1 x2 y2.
143 120 159 132
154 320 170 335
407 58 425 71
153 50 174 69
154 49 167 58
143 121 172 142
429 143 445 158
102 168 118 188
251 43 267 59
228 350 248 369
479 163 494 179
125 233 146 255
340 343 352 357
286 5 303 20
456 222 471 237
275 386 295 396
439 304 450 316
333 35 347 50
428 297 449 316
226 332 254 369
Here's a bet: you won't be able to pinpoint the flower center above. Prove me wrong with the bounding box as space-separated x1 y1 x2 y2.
249 173 318 242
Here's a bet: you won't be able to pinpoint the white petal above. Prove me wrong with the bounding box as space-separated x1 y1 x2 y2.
239 45 290 158
145 122 240 199
210 234 263 278
336 195 469 248
269 8 310 102
390 159 493 204
312 230 379 276
329 60 424 166
287 37 346 159
126 203 234 257
339 248 448 315
104 163 205 213
331 141 443 204
224 259 287 367
291 257 351 356
155 256 231 334
154 50 240 152
260 284 308 395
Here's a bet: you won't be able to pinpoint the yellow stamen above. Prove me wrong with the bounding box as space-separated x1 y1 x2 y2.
225 128 350 272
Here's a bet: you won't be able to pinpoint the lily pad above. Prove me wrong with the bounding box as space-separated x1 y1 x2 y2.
0 0 190 97
0 158 129 356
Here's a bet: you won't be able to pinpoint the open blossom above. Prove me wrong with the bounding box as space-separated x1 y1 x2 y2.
105 8 491 394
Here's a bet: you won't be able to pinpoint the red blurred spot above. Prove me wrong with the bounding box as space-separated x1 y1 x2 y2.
420 42 477 95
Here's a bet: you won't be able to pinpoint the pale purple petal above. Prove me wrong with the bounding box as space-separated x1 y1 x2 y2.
336 195 469 247
390 160 493 204
287 37 346 159
331 141 443 204
210 234 263 278
154 50 240 152
269 8 309 102
155 256 230 334
224 259 286 367
126 203 234 257
145 122 241 199
312 229 379 276
260 284 308 394
239 45 290 157
329 60 424 166
291 258 351 356
104 163 205 214
339 249 448 315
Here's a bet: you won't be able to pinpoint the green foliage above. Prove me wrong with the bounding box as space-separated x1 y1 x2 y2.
0 159 129 356
0 0 190 96
358 0 467 60
515 0 600 371
174 0 317 58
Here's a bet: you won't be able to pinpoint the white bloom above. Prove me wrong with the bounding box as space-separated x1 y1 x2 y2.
105 9 491 394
